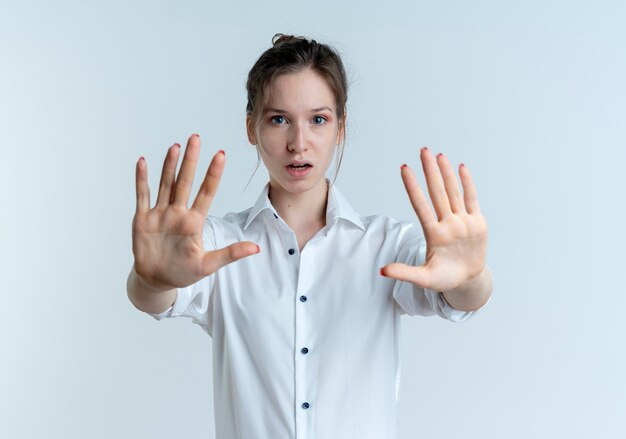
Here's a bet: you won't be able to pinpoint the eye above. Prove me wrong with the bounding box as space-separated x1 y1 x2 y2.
312 115 327 125
270 115 287 125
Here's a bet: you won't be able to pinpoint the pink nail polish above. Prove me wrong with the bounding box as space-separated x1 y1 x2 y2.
400 164 407 170
437 153 443 158
460 163 465 168
192 133 200 138
421 147 428 152
255 245 260 253
379 268 386 277
218 149 225 156
139 156 145 162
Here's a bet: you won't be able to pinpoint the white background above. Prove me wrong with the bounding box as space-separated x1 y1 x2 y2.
1 0 624 438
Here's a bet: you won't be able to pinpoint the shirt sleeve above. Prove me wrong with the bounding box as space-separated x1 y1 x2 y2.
391 230 490 323
145 217 217 336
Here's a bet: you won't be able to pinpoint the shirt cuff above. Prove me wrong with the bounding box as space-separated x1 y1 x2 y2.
145 289 185 321
147 304 174 320
430 289 489 323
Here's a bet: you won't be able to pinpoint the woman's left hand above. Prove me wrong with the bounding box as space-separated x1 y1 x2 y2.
380 147 488 293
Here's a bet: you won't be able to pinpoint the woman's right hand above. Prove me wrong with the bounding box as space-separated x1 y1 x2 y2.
131 134 259 292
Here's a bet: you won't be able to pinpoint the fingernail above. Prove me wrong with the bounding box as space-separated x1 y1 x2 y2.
379 268 386 277
173 143 180 149
192 133 200 138
460 163 465 168
138 156 145 162
218 149 225 156
437 153 443 158
255 244 260 253
400 164 407 170
421 146 429 152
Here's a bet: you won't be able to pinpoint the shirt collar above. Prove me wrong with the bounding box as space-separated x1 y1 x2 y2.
243 178 365 231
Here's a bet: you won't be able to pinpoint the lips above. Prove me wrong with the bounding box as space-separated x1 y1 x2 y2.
287 161 313 167
285 162 313 177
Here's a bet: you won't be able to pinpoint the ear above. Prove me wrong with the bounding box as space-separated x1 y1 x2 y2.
246 114 257 145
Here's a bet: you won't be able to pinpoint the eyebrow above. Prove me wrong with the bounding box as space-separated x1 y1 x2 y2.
265 106 334 114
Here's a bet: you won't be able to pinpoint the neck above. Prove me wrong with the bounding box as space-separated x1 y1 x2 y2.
268 178 329 231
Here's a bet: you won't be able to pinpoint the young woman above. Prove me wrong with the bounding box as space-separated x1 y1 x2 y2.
127 34 493 439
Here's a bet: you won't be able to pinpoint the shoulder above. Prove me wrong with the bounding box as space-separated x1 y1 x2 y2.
200 207 255 245
350 213 426 255
360 213 425 241
204 207 251 231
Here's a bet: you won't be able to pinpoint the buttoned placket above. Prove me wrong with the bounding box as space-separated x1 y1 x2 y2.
272 210 317 438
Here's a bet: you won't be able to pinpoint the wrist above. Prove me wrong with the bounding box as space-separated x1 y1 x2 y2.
131 264 174 293
441 266 493 312
127 265 178 314
442 265 487 295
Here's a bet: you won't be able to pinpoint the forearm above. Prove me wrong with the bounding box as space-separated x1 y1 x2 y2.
441 265 493 312
126 265 178 314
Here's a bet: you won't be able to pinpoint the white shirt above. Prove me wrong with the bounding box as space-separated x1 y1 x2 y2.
147 178 489 439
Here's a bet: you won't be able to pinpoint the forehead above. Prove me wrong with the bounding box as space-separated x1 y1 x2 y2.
265 68 335 112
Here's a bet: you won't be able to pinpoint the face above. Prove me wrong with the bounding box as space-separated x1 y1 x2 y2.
246 68 344 198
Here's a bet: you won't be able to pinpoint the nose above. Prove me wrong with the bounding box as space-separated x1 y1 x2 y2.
287 122 307 153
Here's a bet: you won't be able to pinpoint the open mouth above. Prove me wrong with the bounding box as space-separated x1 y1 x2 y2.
286 163 313 177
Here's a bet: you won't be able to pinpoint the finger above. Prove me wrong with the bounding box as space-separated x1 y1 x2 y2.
459 163 482 214
380 263 430 288
135 156 150 213
421 147 452 220
201 241 260 275
172 134 201 209
400 163 436 230
155 143 181 209
437 153 466 214
191 149 225 216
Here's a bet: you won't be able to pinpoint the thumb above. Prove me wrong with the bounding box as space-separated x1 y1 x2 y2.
380 262 430 288
201 241 260 275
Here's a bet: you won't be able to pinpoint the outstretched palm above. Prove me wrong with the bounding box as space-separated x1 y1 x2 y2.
132 134 259 291
382 147 488 293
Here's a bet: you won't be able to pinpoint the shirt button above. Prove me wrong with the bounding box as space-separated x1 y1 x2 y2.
288 248 295 255
302 402 310 409
299 295 307 302
301 347 309 354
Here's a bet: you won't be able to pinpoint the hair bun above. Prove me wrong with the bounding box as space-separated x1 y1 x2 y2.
272 33 303 47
